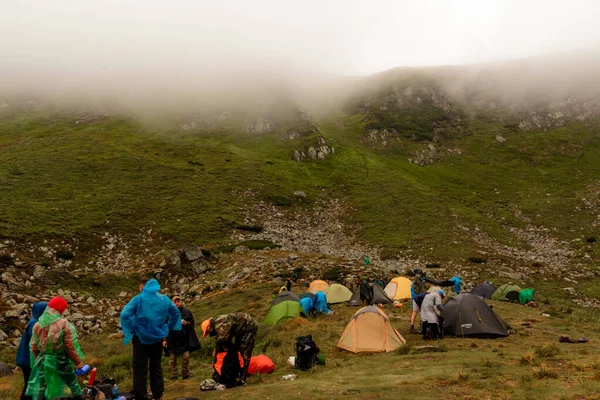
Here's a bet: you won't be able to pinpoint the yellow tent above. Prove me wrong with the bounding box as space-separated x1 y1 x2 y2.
326 283 353 304
308 279 330 294
337 306 406 353
384 277 412 300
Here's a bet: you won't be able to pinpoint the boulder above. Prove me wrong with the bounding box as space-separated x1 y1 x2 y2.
163 252 182 269
181 245 204 262
0 362 12 377
33 265 45 278
0 330 8 341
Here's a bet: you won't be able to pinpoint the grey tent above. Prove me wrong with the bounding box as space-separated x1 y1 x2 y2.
348 284 392 306
298 292 315 302
272 291 300 306
470 283 497 299
442 294 511 338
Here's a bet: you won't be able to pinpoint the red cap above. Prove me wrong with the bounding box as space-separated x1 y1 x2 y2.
48 296 69 314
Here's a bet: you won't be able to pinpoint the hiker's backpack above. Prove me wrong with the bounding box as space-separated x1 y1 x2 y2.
295 335 319 371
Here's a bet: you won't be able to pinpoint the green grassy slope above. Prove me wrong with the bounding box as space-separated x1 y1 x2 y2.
1 104 600 260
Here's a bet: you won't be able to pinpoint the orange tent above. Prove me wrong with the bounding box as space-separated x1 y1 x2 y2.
337 306 406 353
384 277 412 300
308 279 330 294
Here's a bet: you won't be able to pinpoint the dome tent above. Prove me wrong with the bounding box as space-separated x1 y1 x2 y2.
337 306 405 353
470 282 497 299
348 284 392 306
442 294 511 338
384 277 412 300
264 291 304 326
308 280 330 294
326 284 353 304
492 284 523 301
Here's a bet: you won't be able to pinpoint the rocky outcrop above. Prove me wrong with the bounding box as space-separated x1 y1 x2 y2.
293 137 335 162
244 117 275 135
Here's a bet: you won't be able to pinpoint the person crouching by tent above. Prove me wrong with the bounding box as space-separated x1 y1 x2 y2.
420 290 445 340
410 269 427 334
202 312 258 385
359 275 372 307
16 301 47 400
26 297 85 400
164 295 200 381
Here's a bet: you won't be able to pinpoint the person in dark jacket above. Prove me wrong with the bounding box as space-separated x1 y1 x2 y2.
16 302 47 400
164 295 200 380
359 275 372 307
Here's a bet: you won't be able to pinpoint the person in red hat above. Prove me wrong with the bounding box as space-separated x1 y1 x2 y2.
26 296 86 400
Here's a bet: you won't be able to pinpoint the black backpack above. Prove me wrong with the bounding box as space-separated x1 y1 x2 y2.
295 335 319 371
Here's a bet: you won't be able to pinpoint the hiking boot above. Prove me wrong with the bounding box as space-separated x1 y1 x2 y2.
182 375 190 380
169 376 178 381
410 326 421 334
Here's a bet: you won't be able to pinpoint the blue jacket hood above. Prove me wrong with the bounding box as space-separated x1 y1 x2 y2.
16 302 48 367
142 279 161 294
32 302 48 319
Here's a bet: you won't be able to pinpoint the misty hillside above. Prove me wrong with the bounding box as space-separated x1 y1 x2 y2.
1 55 600 283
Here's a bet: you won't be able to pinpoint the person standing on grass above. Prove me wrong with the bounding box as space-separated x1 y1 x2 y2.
120 278 181 400
420 289 445 340
16 301 47 400
165 295 200 381
410 269 428 334
359 275 372 307
26 297 85 400
202 312 258 385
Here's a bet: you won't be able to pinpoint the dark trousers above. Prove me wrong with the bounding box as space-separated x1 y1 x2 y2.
133 336 164 400
20 366 32 400
422 321 442 340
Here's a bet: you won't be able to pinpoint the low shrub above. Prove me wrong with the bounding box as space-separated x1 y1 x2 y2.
468 257 486 264
395 344 412 355
535 343 560 358
56 249 74 260
235 224 263 233
0 254 14 266
532 363 558 379
322 266 342 282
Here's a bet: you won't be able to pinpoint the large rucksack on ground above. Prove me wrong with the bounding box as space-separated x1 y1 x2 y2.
295 335 320 371
212 348 244 388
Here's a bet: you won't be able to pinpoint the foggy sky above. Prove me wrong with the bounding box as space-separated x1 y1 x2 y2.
1 0 600 114
2 0 599 76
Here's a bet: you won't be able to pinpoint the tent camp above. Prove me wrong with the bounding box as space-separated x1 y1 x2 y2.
337 306 406 353
442 294 511 338
384 277 412 300
264 291 304 326
327 284 353 304
348 284 392 306
308 280 330 294
470 282 497 299
492 284 523 302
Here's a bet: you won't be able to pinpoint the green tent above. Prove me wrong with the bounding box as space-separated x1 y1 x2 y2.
263 300 303 326
519 288 534 304
491 284 523 301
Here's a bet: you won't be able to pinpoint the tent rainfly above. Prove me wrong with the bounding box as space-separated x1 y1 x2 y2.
337 306 406 353
384 277 412 301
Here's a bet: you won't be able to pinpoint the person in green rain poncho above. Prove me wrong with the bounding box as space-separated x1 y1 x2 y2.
26 296 85 400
